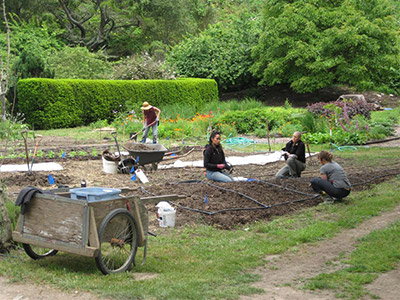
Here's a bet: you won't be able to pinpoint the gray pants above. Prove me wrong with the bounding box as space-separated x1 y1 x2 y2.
275 157 306 178
141 122 158 144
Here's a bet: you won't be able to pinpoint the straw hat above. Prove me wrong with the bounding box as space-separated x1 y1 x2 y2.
141 101 152 110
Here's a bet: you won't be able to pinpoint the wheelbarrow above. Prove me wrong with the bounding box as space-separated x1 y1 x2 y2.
12 186 182 275
123 143 167 171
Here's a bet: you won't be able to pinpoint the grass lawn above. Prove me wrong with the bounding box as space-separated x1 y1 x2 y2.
1 147 400 300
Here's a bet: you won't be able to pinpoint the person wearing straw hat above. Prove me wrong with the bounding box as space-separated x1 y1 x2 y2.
140 101 161 144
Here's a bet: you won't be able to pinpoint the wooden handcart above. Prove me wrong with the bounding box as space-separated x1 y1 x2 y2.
12 188 180 275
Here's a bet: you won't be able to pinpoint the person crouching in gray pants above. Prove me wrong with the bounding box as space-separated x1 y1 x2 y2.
310 151 351 203
275 131 306 178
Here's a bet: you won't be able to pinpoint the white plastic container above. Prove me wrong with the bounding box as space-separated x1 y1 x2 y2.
135 169 149 183
156 201 176 227
102 157 118 174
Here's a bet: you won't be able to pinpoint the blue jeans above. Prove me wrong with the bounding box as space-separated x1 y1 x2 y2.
310 177 350 199
206 170 234 182
141 122 158 144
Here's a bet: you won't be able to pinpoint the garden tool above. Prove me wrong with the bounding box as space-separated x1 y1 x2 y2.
129 120 157 141
305 139 318 166
30 134 43 171
21 130 31 174
111 131 130 174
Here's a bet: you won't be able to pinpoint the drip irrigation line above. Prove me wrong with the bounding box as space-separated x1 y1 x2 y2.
204 181 270 208
171 194 320 215
351 172 400 187
140 171 400 217
256 179 317 197
140 186 155 196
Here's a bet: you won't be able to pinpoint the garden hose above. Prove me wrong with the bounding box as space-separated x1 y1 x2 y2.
330 143 357 151
223 137 255 146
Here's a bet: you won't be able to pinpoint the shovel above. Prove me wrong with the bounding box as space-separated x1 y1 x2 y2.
129 120 157 141
21 130 31 174
111 131 130 174
30 134 43 171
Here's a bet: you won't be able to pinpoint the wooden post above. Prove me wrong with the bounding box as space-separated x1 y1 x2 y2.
266 119 271 152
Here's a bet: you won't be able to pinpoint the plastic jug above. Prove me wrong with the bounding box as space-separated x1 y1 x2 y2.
156 201 176 227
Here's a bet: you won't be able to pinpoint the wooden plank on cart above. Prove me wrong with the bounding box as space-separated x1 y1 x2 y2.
14 193 86 246
89 198 129 229
140 194 185 205
12 231 98 257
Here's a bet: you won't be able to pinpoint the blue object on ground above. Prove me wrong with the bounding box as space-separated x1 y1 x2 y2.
48 174 55 185
61 152 66 159
130 166 135 173
204 193 208 204
131 174 137 181
171 153 176 157
384 107 393 111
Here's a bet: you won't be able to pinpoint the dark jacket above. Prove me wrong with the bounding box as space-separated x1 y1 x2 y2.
282 140 306 163
203 144 227 171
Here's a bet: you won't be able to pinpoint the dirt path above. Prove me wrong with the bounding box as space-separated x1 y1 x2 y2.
240 205 400 300
0 276 103 300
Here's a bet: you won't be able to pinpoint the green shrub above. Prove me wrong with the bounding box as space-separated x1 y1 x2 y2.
214 107 305 134
17 78 218 129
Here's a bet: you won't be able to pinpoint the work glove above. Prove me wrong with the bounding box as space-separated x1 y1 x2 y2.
289 154 296 159
225 163 232 171
156 118 160 126
217 164 225 169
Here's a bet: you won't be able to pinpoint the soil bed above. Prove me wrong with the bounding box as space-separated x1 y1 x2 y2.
2 145 400 230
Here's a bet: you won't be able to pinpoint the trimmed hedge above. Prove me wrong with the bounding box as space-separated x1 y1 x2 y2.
17 78 218 129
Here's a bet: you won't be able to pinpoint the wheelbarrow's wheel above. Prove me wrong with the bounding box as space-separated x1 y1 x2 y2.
95 208 139 275
22 244 58 260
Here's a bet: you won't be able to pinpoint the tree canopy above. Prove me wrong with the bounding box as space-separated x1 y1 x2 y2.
251 0 400 93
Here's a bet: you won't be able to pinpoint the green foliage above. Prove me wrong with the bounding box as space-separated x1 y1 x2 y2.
252 0 400 93
47 47 113 79
0 114 28 141
7 19 64 80
168 14 260 90
17 78 218 129
214 107 304 134
112 52 175 80
89 119 109 129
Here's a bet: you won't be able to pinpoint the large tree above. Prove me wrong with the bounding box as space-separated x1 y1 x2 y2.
252 0 400 93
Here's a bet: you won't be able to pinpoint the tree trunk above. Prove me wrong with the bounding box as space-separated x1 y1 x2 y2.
0 188 12 253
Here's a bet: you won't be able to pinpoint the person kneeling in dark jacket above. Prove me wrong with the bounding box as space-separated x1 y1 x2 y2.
275 131 306 178
203 131 233 182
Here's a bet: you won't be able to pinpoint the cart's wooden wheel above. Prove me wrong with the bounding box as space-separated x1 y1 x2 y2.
22 244 58 260
95 208 138 275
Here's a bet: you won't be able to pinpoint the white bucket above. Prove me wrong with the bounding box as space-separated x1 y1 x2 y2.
102 157 118 174
157 209 176 227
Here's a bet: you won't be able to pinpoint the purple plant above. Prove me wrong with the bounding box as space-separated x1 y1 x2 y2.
338 119 348 132
307 99 374 120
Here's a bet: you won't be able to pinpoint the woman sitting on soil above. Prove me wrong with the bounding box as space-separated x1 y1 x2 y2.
203 131 233 182
310 151 351 203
